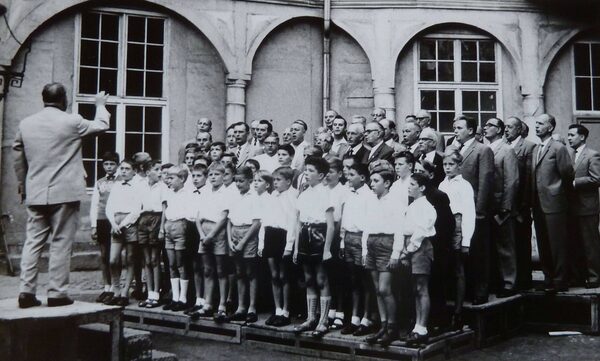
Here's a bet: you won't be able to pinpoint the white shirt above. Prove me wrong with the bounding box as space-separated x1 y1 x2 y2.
574 144 585 164
228 190 261 226
423 150 436 163
291 140 310 170
341 184 375 248
140 180 168 213
460 138 475 156
105 180 143 226
362 191 405 258
537 137 551 161
350 144 363 156
385 139 395 147
389 177 410 210
507 136 522 149
489 138 503 153
197 185 232 223
258 188 299 252
164 187 192 221
296 183 334 223
332 137 348 154
187 185 205 221
439 175 476 247
328 182 350 222
368 141 384 161
403 196 437 255
410 143 419 154
253 153 280 173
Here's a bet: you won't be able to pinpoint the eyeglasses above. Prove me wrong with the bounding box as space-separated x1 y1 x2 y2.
364 129 379 133
484 123 499 128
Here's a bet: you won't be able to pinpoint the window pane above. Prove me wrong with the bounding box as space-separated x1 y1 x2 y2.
461 41 477 61
461 62 477 82
78 103 96 119
479 41 495 61
144 134 162 160
106 104 118 131
439 91 454 110
481 113 497 123
145 72 163 98
438 62 454 81
81 134 96 157
147 18 165 44
420 39 436 60
128 16 146 42
593 78 600 110
420 61 436 81
438 40 454 60
99 69 117 94
146 45 163 71
100 42 118 68
126 106 144 131
98 132 116 156
81 13 100 39
462 112 479 123
480 63 496 82
439 112 455 132
101 14 119 41
592 44 600 77
127 43 145 69
462 91 478 111
145 107 162 132
80 40 99 66
430 113 438 131
574 43 591 76
84 161 96 187
79 67 98 94
421 90 436 110
480 91 496 111
126 70 144 96
125 134 143 159
576 77 592 110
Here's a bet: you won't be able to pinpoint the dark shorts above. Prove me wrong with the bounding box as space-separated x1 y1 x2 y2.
96 219 111 246
230 224 258 258
411 238 434 275
137 212 161 246
264 226 287 259
111 213 138 244
298 223 326 263
164 219 187 251
452 214 463 251
185 220 200 253
343 231 363 266
198 220 228 256
366 234 393 272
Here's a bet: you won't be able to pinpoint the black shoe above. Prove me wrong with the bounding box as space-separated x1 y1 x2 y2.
496 289 517 298
214 310 230 323
471 297 488 306
272 315 291 327
104 296 122 306
406 332 429 346
353 324 373 337
48 297 74 307
116 297 130 307
246 312 258 323
450 313 464 332
171 301 187 312
585 281 600 289
378 323 398 347
184 305 203 315
311 324 328 339
162 301 177 311
365 323 387 344
293 319 318 333
96 291 113 303
265 314 278 326
18 293 41 309
230 311 247 322
341 323 359 335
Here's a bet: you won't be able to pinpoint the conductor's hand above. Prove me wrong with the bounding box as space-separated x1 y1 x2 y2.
322 250 332 262
95 91 109 106
91 227 98 242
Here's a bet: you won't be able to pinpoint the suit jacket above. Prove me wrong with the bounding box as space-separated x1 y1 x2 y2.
425 188 455 254
362 142 394 164
571 146 600 216
334 143 351 158
236 142 253 167
460 139 495 216
512 137 536 212
532 138 574 214
490 142 519 214
13 105 111 205
346 144 368 162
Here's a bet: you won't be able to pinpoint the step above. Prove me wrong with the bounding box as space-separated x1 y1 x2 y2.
151 350 178 361
78 323 152 361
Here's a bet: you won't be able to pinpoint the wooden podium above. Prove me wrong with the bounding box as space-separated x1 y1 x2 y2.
0 298 123 361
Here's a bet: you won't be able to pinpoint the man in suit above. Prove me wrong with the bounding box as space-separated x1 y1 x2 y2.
417 127 445 188
177 117 212 163
453 115 494 304
362 121 394 164
505 116 536 290
402 121 422 155
416 109 445 152
345 123 368 161
331 116 350 156
567 124 600 289
13 83 110 308
233 121 252 167
532 114 574 293
483 118 519 297
290 119 310 170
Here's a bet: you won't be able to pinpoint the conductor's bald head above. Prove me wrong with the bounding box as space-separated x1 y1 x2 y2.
42 82 67 111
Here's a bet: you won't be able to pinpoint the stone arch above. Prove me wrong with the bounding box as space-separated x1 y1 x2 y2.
539 27 591 89
0 0 235 72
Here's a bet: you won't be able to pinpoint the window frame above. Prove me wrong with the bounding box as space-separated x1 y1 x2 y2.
413 33 503 134
73 8 170 189
572 40 600 116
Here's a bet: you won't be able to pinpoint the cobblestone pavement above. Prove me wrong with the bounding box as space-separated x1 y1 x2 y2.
1 272 599 360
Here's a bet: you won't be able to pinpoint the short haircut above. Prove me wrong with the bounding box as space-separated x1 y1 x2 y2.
327 157 343 172
342 154 360 163
349 162 369 180
234 122 250 132
305 145 324 158
368 122 385 132
373 170 395 185
160 163 174 171
333 115 347 128
411 172 430 191
305 155 330 175
168 166 188 182
278 144 295 157
42 82 66 104
245 159 260 171
256 170 274 191
211 141 226 152
149 159 162 168
420 160 437 176
569 123 590 139
259 119 273 133
235 166 254 180
318 132 334 144
443 149 463 164
226 123 236 132
223 163 236 175
395 150 416 167
221 152 238 166
121 158 135 167
273 166 295 181
192 163 208 175
207 162 226 174
293 119 308 131
488 117 505 134
101 151 120 163
457 115 478 133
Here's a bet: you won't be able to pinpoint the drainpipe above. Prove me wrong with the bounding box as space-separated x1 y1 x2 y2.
322 0 331 123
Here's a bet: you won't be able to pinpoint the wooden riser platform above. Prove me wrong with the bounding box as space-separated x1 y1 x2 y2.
123 305 474 361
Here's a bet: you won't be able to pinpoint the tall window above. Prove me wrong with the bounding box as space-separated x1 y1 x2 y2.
415 36 500 133
573 42 600 111
75 10 168 186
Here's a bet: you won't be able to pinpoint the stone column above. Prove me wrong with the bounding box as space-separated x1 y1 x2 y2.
373 86 396 121
520 15 545 136
225 78 247 127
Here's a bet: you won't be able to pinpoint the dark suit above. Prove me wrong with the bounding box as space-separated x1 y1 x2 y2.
570 146 600 284
422 151 445 188
511 137 536 289
346 144 368 162
362 142 394 164
459 139 494 301
490 141 519 291
532 138 574 289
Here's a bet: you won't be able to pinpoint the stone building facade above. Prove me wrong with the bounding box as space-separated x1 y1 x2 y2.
0 0 598 268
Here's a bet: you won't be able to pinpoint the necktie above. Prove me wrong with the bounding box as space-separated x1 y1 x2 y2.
193 189 201 194
537 144 544 162
122 181 131 186
106 175 115 181
348 149 353 156
237 145 242 159
574 149 580 165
